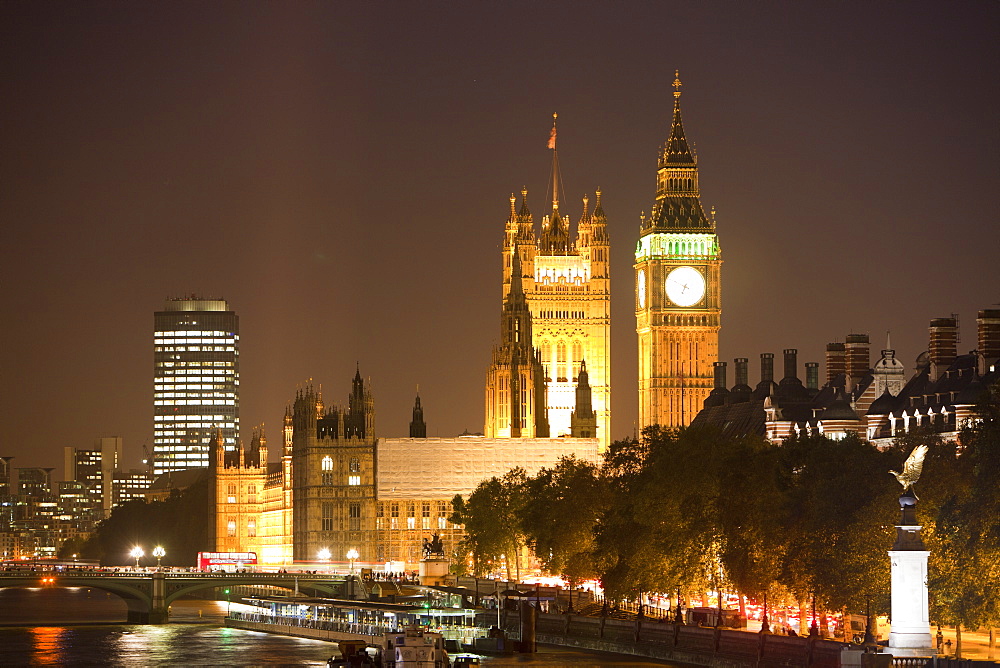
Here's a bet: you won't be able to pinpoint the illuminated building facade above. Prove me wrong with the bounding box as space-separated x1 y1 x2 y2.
636 73 722 428
153 297 239 475
495 116 611 448
208 371 599 570
691 310 1000 446
485 250 549 439
208 428 269 556
290 372 378 563
63 436 121 516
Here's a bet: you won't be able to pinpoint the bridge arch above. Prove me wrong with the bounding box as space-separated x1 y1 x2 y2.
0 572 352 624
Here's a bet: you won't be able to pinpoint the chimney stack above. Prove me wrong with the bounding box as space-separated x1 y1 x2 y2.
713 361 727 389
826 342 846 384
782 349 799 382
734 358 749 387
845 334 871 381
805 362 820 390
929 317 958 377
978 309 1000 360
760 353 775 383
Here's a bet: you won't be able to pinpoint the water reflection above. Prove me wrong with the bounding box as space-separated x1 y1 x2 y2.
30 626 66 665
1 588 676 666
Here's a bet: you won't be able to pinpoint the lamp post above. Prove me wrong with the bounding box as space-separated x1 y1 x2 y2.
810 594 819 637
674 586 684 624
346 548 359 600
153 546 165 569
346 548 359 574
863 594 877 648
317 547 331 571
760 591 771 634
130 546 144 571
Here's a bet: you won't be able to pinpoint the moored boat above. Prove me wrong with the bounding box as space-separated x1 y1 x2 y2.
384 626 449 668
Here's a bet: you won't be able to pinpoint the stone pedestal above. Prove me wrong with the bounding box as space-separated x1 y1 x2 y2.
886 491 935 657
418 557 450 586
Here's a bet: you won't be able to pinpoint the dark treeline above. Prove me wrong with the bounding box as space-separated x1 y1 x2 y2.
451 383 1000 635
67 476 209 567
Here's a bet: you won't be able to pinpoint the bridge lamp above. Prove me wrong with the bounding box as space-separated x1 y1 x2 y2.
130 546 144 570
317 548 331 562
153 546 165 568
346 548 359 574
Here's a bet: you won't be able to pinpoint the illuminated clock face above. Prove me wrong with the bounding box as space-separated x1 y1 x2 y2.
665 266 706 307
637 269 646 308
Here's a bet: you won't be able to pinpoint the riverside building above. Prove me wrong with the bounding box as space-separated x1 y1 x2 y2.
635 73 723 429
491 114 611 449
208 370 599 569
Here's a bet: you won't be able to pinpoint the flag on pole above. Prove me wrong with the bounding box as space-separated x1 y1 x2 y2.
547 113 557 149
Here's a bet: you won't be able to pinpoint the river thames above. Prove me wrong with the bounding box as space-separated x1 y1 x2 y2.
0 587 677 666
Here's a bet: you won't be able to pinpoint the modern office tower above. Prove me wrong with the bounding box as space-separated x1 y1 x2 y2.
111 469 153 505
63 437 121 516
153 297 240 475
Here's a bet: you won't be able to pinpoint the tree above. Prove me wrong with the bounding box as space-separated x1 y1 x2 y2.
777 433 897 616
449 468 528 579
520 456 607 584
716 434 787 602
927 381 1000 655
81 476 209 566
595 427 725 602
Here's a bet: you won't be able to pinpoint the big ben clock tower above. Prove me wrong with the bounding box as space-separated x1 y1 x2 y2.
636 73 721 429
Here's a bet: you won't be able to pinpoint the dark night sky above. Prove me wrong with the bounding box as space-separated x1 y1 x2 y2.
1 2 997 472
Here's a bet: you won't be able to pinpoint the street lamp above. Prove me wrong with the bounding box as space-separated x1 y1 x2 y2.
317 548 332 577
760 591 771 634
130 546 144 570
153 546 165 569
346 548 359 574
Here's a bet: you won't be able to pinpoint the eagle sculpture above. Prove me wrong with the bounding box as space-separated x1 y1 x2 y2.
889 444 929 493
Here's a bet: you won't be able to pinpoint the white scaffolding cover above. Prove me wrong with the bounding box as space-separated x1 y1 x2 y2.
377 437 601 500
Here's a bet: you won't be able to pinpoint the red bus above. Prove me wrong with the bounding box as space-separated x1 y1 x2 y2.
197 552 257 572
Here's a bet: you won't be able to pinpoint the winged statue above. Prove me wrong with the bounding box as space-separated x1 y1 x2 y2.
889 444 929 493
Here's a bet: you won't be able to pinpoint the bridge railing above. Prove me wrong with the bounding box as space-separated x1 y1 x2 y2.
0 571 342 580
229 610 398 637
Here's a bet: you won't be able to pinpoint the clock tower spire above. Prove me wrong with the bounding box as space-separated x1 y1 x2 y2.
636 72 722 429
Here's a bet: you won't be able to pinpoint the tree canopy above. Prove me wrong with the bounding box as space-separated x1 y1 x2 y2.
448 380 1000 632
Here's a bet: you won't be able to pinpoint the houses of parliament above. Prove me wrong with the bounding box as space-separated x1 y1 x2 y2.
207 74 722 567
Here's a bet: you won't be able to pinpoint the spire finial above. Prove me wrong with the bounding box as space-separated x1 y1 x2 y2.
548 113 560 212
673 70 682 99
510 193 516 215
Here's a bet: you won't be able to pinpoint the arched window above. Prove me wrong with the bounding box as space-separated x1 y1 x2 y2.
572 341 583 380
557 342 568 382
540 340 552 381
321 456 333 471
349 457 360 473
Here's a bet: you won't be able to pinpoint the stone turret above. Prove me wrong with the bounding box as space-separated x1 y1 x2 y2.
570 360 598 438
409 393 426 438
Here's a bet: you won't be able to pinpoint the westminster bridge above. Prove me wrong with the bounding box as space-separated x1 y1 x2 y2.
0 570 354 623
